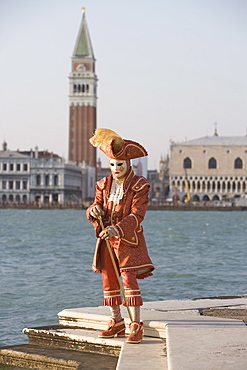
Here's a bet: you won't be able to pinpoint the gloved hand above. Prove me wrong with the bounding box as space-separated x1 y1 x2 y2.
90 205 104 220
99 226 119 240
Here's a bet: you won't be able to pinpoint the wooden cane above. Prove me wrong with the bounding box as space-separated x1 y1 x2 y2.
98 216 133 323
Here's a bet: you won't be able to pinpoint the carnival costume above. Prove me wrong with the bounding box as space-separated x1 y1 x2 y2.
87 128 154 343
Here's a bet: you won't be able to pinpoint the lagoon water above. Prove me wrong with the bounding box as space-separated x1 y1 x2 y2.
1 209 246 346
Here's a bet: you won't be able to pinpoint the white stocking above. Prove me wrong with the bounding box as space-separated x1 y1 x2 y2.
110 305 122 322
129 305 141 322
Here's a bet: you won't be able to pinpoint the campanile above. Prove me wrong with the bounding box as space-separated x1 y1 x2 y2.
68 8 97 166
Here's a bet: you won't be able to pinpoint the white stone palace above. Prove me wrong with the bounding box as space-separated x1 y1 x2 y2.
169 131 247 203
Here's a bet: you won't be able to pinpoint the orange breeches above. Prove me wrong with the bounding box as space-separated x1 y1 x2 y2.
99 240 143 306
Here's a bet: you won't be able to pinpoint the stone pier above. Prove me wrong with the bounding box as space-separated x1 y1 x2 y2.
0 296 247 369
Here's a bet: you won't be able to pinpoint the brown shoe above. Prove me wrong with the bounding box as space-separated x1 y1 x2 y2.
126 321 143 344
98 318 125 338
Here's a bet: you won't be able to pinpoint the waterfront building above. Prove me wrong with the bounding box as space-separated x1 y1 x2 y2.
81 162 96 204
147 169 159 203
148 156 169 204
0 143 87 205
28 149 82 205
169 132 247 202
0 142 31 203
68 8 97 167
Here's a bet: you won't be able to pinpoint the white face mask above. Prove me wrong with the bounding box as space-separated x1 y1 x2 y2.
109 159 128 180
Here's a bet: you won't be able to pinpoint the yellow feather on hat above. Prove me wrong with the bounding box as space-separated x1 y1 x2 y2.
89 128 125 154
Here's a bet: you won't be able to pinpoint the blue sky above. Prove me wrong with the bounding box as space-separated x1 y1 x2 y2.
1 0 247 169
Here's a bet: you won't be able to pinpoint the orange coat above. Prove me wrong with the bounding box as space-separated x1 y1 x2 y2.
87 168 155 279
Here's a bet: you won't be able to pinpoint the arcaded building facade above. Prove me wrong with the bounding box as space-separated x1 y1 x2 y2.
169 135 247 202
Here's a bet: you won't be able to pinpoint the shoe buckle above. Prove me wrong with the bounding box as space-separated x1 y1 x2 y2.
131 330 137 334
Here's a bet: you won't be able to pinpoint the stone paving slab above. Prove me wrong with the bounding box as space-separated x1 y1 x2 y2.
116 338 167 370
22 325 167 370
201 308 247 324
167 321 247 370
23 326 122 357
142 296 247 312
58 304 245 339
0 344 118 370
58 306 170 338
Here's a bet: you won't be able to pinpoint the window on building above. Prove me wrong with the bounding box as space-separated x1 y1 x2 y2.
36 174 41 186
3 163 7 171
53 194 59 203
2 181 6 190
208 157 217 169
10 163 14 171
23 181 27 190
23 164 28 171
45 175 49 186
17 163 21 171
16 181 20 190
183 157 192 169
234 157 243 169
9 181 14 189
16 194 20 202
54 174 58 186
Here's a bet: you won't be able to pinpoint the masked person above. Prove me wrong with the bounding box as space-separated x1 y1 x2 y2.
86 128 154 344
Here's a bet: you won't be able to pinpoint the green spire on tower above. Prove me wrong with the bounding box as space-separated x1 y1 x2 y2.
73 8 94 58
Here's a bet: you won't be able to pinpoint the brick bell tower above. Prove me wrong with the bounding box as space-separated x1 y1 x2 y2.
68 8 97 166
